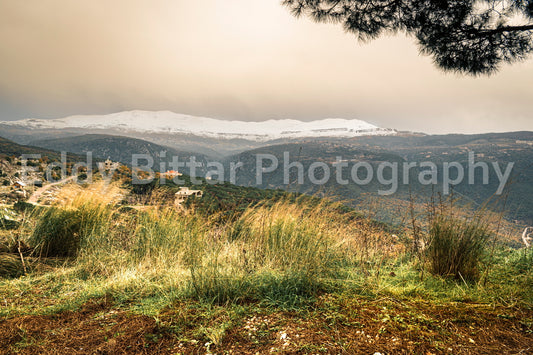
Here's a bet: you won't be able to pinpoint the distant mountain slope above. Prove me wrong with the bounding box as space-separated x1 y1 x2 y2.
223 136 533 224
30 134 210 172
343 131 533 151
0 136 82 161
222 142 407 198
1 110 396 142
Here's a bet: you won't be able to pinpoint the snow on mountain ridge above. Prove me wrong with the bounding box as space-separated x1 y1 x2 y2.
0 110 396 141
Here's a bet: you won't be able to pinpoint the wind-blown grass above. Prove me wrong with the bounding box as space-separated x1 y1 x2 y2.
23 188 366 307
1 183 531 317
29 183 119 257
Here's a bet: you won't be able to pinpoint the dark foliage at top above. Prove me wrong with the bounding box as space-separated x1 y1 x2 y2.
283 0 533 74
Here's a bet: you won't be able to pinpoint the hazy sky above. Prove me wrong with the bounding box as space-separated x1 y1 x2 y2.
0 0 532 134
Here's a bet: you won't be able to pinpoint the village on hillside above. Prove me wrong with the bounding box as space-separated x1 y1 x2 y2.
0 156 204 210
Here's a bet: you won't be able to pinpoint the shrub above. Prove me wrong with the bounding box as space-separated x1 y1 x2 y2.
426 216 491 281
30 207 85 257
131 209 197 262
0 254 24 279
29 183 121 258
13 201 35 212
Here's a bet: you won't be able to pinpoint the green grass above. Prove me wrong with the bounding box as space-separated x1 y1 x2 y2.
426 215 492 281
0 183 532 320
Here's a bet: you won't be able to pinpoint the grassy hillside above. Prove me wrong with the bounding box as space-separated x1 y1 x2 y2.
127 174 295 220
0 182 531 353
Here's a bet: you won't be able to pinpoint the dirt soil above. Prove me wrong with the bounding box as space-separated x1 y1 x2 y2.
0 296 532 354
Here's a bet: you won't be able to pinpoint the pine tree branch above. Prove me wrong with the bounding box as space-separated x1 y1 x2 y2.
478 24 533 35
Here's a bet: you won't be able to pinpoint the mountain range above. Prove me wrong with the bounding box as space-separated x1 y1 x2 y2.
0 110 396 153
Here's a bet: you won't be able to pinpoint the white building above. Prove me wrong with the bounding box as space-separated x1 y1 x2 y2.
175 186 203 205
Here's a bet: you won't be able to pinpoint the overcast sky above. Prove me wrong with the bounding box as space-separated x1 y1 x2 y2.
0 0 532 134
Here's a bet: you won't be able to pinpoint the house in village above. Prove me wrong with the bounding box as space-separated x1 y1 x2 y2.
8 180 27 200
165 170 183 179
175 186 203 206
12 180 26 189
103 159 119 171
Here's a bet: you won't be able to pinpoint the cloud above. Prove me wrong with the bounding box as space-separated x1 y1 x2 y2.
0 0 532 133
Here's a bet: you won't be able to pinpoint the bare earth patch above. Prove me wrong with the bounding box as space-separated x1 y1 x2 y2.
1 296 531 354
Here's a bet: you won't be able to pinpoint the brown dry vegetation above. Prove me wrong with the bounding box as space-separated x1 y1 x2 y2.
0 296 531 354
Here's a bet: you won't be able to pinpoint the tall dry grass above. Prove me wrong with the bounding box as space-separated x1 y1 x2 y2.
15 184 403 306
4 182 531 313
29 183 124 257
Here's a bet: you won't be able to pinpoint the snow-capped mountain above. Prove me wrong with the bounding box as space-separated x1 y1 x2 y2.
0 110 396 142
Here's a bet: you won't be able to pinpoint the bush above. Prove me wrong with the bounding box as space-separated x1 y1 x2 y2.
187 264 252 304
13 201 35 212
30 204 111 258
426 216 491 281
0 218 19 230
30 208 84 257
28 183 120 258
0 254 24 279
